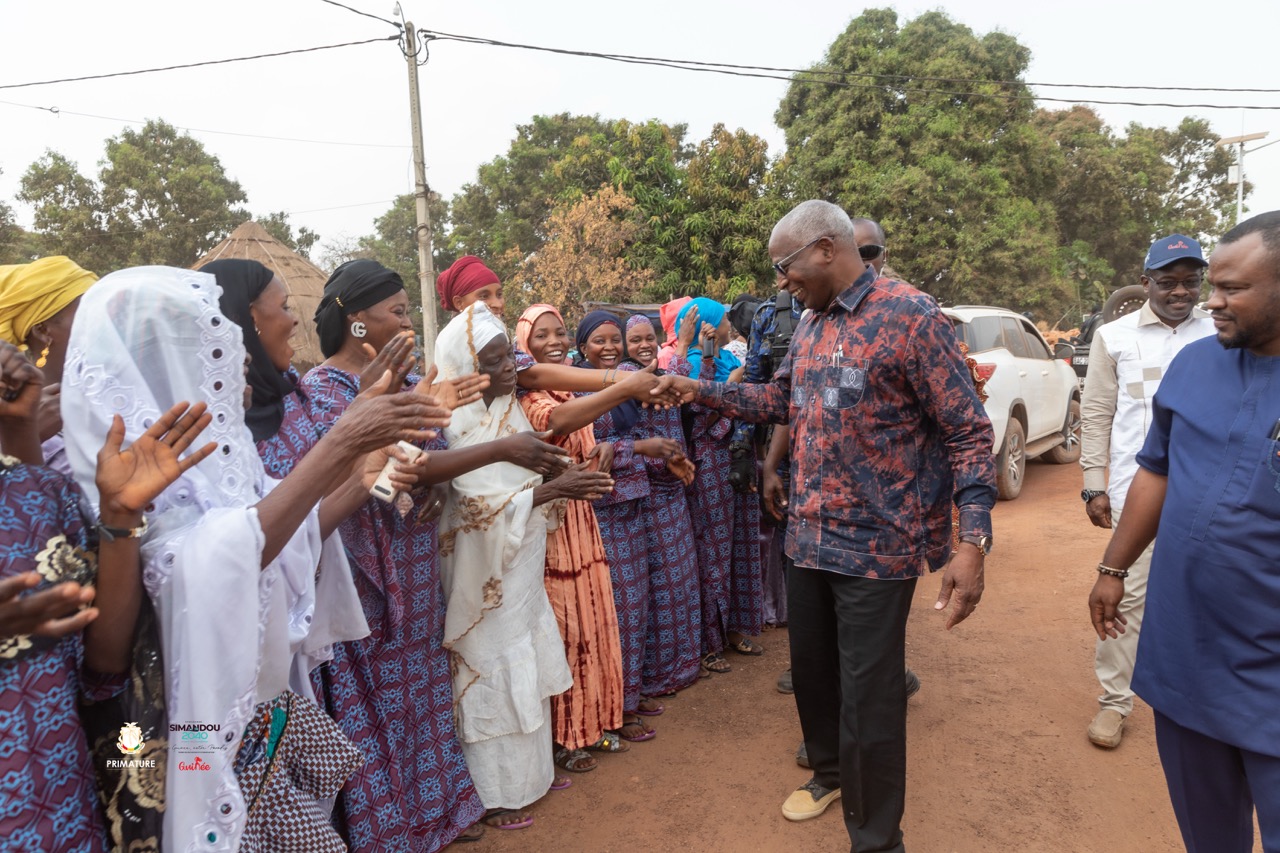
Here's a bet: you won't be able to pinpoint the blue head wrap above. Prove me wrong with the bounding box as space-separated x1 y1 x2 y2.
673 297 740 381
573 310 639 433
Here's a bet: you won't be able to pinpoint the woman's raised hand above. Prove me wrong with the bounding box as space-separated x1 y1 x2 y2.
95 403 218 516
415 364 490 411
677 306 700 351
549 460 615 502
502 430 572 477
0 572 97 641
359 331 417 393
338 373 451 452
667 454 696 486
619 361 661 400
633 436 683 460
585 441 615 475
0 341 43 421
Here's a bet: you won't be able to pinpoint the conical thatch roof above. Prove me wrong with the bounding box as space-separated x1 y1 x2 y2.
194 221 327 371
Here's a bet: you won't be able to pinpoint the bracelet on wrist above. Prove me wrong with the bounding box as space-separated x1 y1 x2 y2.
1097 564 1128 579
98 515 149 543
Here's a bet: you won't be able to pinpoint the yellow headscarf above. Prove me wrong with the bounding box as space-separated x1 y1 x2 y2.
0 256 98 348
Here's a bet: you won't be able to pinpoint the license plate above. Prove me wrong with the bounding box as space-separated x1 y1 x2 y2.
1071 356 1089 365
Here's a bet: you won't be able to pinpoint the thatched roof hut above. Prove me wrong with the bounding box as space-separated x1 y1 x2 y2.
194 221 327 371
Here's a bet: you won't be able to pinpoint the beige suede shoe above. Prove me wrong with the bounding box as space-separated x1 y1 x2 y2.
1088 709 1126 748
781 779 841 821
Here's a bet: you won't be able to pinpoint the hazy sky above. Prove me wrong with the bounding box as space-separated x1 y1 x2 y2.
2 0 1277 262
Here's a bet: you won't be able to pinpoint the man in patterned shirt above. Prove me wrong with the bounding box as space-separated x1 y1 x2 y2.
652 200 995 852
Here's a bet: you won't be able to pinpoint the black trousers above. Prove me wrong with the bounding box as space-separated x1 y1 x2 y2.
788 566 916 853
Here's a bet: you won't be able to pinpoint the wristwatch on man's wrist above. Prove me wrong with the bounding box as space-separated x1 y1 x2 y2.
1081 489 1106 503
958 534 992 556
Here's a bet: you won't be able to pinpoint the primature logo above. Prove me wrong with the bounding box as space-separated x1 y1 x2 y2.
117 722 145 755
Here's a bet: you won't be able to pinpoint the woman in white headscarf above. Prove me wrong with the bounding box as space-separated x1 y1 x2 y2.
60 266 448 853
435 302 616 829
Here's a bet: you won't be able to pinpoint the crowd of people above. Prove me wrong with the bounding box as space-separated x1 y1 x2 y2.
2 198 1277 853
0 204 839 852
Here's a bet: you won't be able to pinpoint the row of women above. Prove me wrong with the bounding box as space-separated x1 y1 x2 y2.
0 252 765 852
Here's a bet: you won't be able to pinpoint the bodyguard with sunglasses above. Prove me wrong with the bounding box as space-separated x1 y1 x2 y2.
651 200 995 853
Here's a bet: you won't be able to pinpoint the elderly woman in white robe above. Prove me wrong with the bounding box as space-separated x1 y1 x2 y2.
60 266 448 852
435 302 616 829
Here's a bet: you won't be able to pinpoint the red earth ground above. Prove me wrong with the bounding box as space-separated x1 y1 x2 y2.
469 460 1263 852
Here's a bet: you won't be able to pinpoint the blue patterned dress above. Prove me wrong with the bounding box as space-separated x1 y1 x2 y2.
0 458 108 853
634 401 703 696
586 396 651 713
257 371 483 853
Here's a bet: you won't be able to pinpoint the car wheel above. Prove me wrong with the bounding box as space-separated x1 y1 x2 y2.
1044 399 1082 465
1103 284 1147 322
996 418 1026 500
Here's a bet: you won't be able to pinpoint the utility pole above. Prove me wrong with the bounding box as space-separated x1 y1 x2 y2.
399 12 437 366
1216 131 1269 225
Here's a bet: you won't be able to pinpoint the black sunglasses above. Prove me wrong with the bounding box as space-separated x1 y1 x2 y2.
858 244 885 261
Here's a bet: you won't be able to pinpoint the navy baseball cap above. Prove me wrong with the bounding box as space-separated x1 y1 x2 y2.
1145 234 1207 270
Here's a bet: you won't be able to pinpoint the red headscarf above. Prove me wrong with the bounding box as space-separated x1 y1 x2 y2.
515 303 566 361
656 295 692 369
437 255 500 313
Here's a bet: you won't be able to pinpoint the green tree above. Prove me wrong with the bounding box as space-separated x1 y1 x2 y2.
259 211 319 259
680 124 788 300
16 152 111 269
503 185 656 325
18 119 248 272
775 9 1069 314
448 114 691 295
1035 107 1242 293
0 168 43 264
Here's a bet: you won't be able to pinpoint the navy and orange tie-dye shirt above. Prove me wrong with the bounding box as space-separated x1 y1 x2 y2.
696 268 996 579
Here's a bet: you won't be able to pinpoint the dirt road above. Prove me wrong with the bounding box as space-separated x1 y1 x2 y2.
474 460 1258 852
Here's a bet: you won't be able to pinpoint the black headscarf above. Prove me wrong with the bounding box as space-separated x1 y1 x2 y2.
573 310 639 433
728 292 764 340
205 259 299 443
314 259 406 358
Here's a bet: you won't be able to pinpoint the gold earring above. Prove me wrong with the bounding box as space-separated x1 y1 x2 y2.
35 346 49 369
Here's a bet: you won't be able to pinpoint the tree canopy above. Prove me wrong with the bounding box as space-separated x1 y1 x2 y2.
2 10 1248 328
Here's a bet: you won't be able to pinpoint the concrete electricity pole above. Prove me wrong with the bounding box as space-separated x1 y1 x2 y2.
398 10 437 365
1216 131 1269 225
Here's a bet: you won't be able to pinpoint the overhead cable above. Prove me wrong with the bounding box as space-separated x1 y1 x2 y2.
419 28 1280 110
0 36 398 91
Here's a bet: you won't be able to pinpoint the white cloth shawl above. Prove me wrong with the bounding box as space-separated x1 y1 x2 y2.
434 302 570 742
61 267 368 853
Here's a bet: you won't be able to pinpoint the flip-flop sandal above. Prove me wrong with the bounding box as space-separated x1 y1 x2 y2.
618 716 657 742
550 775 572 791
634 696 664 717
483 808 534 830
729 637 765 656
553 746 598 772
585 733 630 753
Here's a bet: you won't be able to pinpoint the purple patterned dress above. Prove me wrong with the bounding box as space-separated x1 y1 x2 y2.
0 458 108 852
634 400 703 696
678 350 765 646
586 394 651 713
257 370 483 853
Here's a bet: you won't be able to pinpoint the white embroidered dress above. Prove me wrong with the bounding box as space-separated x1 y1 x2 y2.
435 302 571 809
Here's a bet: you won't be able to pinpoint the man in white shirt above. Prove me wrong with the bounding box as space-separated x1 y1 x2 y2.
1080 234 1215 748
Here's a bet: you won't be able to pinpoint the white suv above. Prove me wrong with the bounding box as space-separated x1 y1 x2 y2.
942 306 1082 500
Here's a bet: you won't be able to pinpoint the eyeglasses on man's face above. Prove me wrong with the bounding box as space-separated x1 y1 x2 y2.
772 236 829 277
858 244 885 261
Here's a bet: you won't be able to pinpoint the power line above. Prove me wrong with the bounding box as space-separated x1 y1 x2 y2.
419 28 1280 111
317 0 401 30
0 99 411 149
0 36 398 91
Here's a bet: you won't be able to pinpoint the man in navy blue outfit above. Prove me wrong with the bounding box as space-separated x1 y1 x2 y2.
1090 211 1280 852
